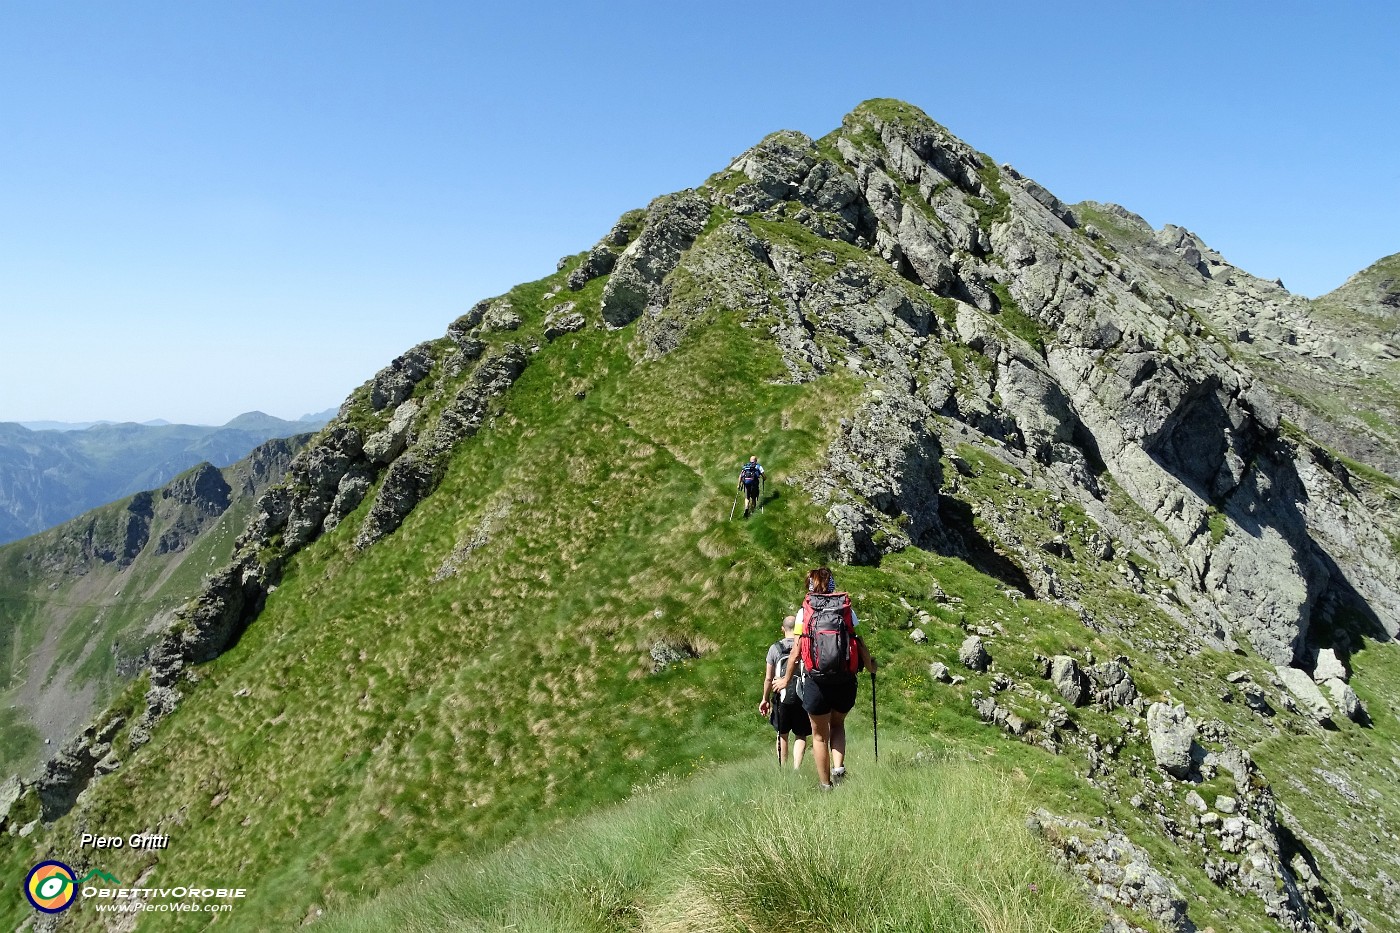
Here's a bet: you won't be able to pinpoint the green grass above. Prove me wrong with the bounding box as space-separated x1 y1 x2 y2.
0 706 41 775
321 750 1103 933
973 160 1011 229
1206 507 1228 547
988 283 1045 354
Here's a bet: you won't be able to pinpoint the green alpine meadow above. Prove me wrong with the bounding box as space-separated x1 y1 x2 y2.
3 100 1399 932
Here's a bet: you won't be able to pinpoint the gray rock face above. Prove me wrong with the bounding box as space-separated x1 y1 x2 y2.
1050 655 1088 706
960 635 990 672
369 343 435 411
929 661 951 682
1146 702 1197 778
567 244 620 290
281 427 365 548
357 347 529 550
35 714 123 821
0 776 23 826
353 453 435 550
363 399 420 465
675 105 1400 673
599 191 710 328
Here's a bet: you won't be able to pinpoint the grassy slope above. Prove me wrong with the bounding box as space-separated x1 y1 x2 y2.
321 749 1101 933
0 266 873 929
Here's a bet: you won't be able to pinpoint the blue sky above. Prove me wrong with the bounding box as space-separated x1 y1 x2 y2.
2 1 1396 425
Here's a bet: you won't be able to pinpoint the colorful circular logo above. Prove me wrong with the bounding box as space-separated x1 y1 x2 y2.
25 861 77 913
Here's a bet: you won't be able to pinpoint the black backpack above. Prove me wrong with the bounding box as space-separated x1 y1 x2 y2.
773 644 802 706
741 463 762 486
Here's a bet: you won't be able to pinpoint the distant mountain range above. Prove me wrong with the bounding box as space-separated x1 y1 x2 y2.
16 408 338 433
0 410 333 544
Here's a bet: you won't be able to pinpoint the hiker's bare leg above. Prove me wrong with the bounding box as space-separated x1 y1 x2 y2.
777 733 789 765
830 709 847 771
792 736 807 770
809 712 832 785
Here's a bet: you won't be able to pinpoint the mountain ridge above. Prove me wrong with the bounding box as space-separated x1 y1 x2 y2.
0 435 308 780
3 98 1397 932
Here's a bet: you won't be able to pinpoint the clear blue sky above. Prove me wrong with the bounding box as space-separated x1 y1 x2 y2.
2 1 1396 425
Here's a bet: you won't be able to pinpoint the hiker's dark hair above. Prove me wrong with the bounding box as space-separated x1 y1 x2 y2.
806 567 835 594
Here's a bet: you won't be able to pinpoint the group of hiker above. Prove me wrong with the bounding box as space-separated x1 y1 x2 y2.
733 456 877 790
756 567 877 791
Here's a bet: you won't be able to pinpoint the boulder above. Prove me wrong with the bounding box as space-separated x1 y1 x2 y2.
959 635 990 672
1310 647 1347 683
928 662 951 683
909 628 928 644
649 638 700 673
1146 702 1197 778
1049 655 1088 706
544 312 586 341
1087 659 1139 709
1275 666 1334 726
1322 678 1365 722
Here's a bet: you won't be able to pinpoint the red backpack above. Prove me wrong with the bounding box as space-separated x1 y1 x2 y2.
798 591 859 682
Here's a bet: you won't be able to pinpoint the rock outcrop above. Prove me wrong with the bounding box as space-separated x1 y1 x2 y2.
1146 702 1197 778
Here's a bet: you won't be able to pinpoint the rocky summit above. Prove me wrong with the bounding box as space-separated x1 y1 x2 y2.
3 100 1398 933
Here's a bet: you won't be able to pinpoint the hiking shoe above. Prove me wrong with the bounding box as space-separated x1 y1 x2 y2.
831 766 847 784
818 783 834 792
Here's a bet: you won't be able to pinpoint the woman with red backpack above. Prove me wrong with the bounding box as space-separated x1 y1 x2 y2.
771 567 875 790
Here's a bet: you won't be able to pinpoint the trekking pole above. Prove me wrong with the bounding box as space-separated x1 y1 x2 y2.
729 488 740 520
759 475 766 513
871 671 879 763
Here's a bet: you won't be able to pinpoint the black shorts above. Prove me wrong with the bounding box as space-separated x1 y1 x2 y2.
800 675 858 716
743 481 760 499
770 702 811 737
